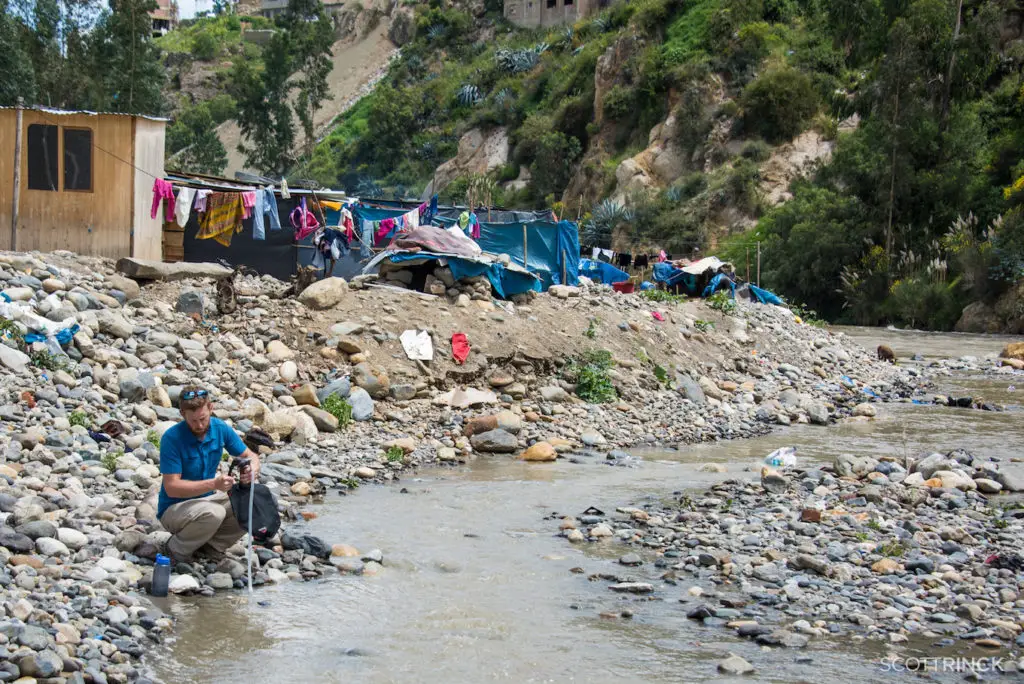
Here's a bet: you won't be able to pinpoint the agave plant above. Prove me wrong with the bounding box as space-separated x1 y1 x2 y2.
457 84 482 106
665 186 682 203
559 27 574 49
354 178 383 199
426 24 446 42
584 199 632 246
593 15 610 32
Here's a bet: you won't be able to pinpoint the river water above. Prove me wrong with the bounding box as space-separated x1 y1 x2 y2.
147 328 1023 684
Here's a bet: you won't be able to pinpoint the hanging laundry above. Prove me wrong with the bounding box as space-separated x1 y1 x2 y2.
469 211 480 239
458 211 470 231
319 200 342 211
193 189 212 213
174 187 196 228
241 191 257 220
151 179 174 221
451 333 470 365
197 192 244 247
634 254 650 269
616 253 632 269
252 191 267 240
280 178 291 199
264 187 281 232
375 218 395 243
658 250 667 262
360 219 374 258
312 227 349 270
341 207 355 241
290 198 320 241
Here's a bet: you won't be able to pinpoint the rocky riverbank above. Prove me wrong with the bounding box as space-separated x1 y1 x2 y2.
0 248 930 682
553 448 1024 676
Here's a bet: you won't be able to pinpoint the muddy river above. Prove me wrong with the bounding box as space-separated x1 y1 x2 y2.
147 328 1023 683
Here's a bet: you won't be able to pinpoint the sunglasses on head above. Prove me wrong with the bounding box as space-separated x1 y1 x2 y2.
181 389 209 401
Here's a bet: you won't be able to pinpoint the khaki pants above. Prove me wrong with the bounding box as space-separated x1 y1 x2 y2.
160 491 244 560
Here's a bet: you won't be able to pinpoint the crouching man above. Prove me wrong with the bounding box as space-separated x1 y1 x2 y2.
158 386 261 562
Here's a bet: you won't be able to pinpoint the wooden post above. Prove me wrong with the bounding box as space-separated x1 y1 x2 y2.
561 249 566 284
522 224 528 270
11 98 23 252
746 246 750 283
756 240 761 287
577 194 583 222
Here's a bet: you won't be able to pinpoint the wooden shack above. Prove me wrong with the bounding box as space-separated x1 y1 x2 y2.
0 106 166 261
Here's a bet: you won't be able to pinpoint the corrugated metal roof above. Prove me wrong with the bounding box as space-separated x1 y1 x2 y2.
0 105 168 123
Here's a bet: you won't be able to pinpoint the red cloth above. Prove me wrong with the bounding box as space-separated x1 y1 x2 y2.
451 333 470 364
651 311 664 321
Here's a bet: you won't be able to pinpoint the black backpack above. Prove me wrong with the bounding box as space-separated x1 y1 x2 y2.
229 483 281 544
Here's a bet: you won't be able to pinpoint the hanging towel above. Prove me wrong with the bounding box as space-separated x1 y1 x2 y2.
197 192 244 247
280 178 290 199
451 333 470 365
151 179 174 221
174 187 196 228
469 212 480 239
193 189 212 213
241 191 257 220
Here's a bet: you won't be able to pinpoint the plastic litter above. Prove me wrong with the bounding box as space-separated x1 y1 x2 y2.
400 329 434 361
763 446 797 468
451 333 470 364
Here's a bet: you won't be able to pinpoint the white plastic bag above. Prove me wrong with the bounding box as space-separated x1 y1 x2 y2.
400 329 433 361
763 446 797 468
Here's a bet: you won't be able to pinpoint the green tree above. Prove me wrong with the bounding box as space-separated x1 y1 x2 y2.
166 105 228 175
88 0 165 114
231 31 295 175
282 0 334 156
531 132 581 198
0 0 37 105
740 67 819 142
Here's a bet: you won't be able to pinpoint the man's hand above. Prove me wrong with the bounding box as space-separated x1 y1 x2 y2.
240 451 260 485
213 472 236 492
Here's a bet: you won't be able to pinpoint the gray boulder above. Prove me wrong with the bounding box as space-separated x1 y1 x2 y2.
470 429 518 453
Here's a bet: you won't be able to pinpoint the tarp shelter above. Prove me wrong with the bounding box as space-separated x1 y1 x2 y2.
433 217 580 290
363 250 541 299
579 258 629 284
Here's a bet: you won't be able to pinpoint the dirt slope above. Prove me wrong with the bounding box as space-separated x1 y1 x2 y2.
219 22 397 176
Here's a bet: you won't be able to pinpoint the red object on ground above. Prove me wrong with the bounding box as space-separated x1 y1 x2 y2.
651 311 665 321
451 333 470 364
612 282 634 294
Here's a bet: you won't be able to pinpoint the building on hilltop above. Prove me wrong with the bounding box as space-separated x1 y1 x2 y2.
0 106 167 261
150 0 178 37
503 0 606 28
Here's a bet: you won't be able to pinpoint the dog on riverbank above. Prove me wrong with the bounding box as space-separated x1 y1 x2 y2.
877 345 896 363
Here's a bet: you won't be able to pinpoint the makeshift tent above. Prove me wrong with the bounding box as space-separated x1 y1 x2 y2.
433 218 579 290
363 251 540 299
579 258 629 284
652 262 698 294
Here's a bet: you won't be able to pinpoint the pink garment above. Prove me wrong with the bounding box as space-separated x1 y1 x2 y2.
290 198 320 240
375 218 395 242
658 250 667 262
652 311 664 322
241 191 257 220
151 180 174 221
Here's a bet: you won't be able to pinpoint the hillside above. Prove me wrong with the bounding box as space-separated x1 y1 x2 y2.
303 0 1024 332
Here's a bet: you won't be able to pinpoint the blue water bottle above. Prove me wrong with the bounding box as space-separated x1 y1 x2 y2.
151 554 171 597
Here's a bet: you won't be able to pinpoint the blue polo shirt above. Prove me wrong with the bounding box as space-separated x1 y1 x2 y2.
158 417 247 519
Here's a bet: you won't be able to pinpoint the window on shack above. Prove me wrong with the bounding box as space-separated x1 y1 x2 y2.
27 124 59 191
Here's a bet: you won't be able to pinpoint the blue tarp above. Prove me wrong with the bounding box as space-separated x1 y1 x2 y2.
386 253 540 299
749 284 784 305
435 218 580 290
652 262 699 294
579 258 629 284
702 273 736 298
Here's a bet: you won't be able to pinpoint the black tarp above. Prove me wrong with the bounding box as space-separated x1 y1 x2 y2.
183 200 297 281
